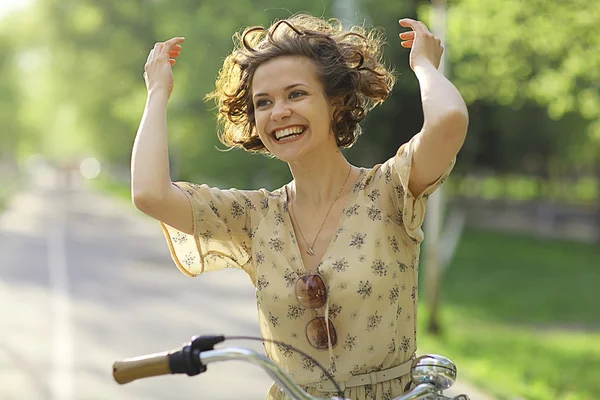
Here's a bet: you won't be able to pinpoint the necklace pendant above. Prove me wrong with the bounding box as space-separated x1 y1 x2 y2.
306 247 315 256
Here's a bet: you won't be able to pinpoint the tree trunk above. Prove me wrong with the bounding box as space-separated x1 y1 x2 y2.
595 158 600 244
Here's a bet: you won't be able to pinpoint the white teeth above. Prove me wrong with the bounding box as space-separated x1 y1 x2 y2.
274 126 305 140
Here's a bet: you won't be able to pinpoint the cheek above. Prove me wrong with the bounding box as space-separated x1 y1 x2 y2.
312 105 334 130
254 112 267 135
300 101 327 122
254 112 273 148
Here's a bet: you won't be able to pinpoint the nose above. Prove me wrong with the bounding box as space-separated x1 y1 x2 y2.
270 101 291 122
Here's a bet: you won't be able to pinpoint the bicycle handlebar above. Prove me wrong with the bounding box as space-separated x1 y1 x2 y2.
113 343 341 400
113 350 173 384
112 335 470 400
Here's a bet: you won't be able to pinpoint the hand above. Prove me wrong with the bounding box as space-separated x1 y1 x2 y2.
143 37 185 96
398 19 443 70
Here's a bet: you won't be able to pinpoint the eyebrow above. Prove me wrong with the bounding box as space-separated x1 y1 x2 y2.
253 83 308 98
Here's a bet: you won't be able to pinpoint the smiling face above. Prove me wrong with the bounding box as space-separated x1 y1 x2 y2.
251 56 338 163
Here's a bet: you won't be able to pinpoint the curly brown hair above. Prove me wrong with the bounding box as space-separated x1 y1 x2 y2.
206 14 396 154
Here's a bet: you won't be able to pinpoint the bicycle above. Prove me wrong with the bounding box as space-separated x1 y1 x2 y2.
113 334 470 400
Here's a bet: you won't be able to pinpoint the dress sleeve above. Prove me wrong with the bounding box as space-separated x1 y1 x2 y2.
383 135 455 242
159 182 259 282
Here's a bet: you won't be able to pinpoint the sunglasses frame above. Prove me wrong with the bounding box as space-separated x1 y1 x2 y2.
295 272 338 350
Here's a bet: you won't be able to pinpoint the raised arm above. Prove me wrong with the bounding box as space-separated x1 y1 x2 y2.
399 18 469 197
131 37 194 235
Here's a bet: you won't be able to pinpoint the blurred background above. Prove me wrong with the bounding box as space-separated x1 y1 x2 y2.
0 0 598 399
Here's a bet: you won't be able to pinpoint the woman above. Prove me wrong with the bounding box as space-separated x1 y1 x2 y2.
132 14 468 400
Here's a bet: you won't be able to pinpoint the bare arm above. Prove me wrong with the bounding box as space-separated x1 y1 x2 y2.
399 19 469 197
410 63 468 196
131 37 194 235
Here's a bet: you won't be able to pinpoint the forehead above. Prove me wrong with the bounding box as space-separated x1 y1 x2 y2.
251 56 321 95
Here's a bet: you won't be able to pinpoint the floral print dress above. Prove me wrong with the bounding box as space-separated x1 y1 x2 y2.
160 137 454 400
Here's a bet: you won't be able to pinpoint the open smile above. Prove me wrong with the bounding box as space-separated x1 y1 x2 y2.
270 125 308 143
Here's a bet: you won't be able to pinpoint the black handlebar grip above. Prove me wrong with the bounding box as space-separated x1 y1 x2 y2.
112 350 173 384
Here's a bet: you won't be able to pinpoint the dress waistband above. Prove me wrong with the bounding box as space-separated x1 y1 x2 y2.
303 357 414 393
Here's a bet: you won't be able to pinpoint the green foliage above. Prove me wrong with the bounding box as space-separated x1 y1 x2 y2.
441 0 600 169
0 18 25 161
403 0 600 175
445 0 599 120
1 0 599 184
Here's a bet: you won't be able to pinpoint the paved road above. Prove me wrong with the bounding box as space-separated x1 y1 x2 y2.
0 166 494 400
0 168 271 400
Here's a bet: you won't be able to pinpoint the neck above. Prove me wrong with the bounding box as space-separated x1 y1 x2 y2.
288 149 355 208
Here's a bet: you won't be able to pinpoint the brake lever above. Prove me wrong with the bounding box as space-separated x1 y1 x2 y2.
169 335 226 376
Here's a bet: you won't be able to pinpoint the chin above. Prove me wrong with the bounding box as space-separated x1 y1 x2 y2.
271 148 305 164
266 132 309 161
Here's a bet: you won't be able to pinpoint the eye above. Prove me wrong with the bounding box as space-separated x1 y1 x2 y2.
289 91 306 99
255 98 271 108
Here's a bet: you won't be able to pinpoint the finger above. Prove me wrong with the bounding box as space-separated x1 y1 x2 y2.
400 40 413 49
399 18 427 34
399 18 415 27
166 36 185 45
167 43 183 60
399 31 415 40
163 37 185 53
399 18 418 29
169 59 177 66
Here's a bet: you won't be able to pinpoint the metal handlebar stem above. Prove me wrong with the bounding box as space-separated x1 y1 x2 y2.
199 347 346 400
198 349 470 400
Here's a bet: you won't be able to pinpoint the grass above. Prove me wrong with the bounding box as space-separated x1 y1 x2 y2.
418 229 600 400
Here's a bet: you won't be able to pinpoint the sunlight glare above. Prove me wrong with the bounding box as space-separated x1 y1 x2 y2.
79 158 101 180
0 0 32 19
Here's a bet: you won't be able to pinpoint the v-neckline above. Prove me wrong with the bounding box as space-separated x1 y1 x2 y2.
283 169 366 273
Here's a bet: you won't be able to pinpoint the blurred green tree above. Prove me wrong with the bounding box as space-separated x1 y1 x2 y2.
3 0 599 196
440 0 600 175
0 18 25 163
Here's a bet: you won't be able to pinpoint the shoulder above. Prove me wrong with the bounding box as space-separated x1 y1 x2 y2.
357 163 392 193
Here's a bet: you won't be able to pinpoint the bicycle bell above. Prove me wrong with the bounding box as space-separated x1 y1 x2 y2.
410 354 457 390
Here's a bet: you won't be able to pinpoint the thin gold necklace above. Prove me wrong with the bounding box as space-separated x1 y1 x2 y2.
289 166 353 256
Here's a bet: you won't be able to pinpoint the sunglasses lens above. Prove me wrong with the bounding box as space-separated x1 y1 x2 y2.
295 273 327 309
306 317 337 349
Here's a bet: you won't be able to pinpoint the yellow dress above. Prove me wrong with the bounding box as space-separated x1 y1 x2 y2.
160 138 454 400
